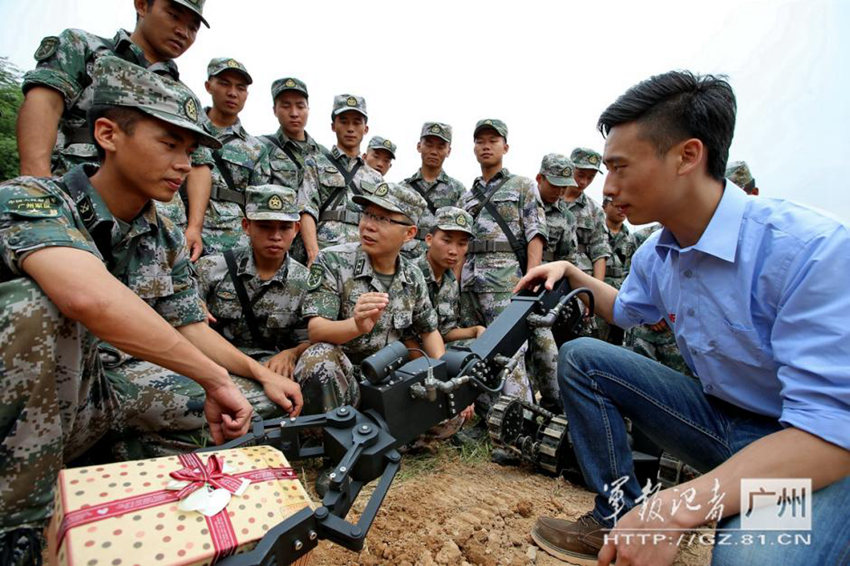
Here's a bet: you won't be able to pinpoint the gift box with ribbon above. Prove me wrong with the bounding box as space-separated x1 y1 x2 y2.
47 445 313 566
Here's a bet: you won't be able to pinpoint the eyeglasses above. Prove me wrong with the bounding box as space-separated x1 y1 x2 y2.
361 210 413 227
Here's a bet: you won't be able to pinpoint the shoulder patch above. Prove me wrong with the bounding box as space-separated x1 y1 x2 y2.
34 36 60 61
324 167 339 175
307 263 323 290
4 196 62 218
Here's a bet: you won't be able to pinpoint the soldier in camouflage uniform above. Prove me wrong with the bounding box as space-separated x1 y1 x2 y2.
416 207 484 343
566 147 611 279
0 56 259 563
260 77 327 265
298 94 384 265
184 58 273 256
726 160 759 195
17 0 209 177
122 186 313 456
528 154 581 412
298 182 443 415
401 122 467 261
598 197 637 344
621 223 693 376
461 119 548 404
363 136 396 177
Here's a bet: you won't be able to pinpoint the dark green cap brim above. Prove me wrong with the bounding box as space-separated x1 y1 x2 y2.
173 0 209 27
544 175 578 188
145 108 221 149
352 194 410 221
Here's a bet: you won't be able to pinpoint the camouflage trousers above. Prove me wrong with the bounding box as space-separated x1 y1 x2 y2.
597 317 625 345
623 324 693 378
293 343 362 415
463 290 532 403
0 279 118 532
526 327 561 413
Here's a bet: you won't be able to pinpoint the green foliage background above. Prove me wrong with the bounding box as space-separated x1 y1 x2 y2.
0 57 23 182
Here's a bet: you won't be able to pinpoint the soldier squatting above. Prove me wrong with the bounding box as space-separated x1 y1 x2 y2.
2 1 848 566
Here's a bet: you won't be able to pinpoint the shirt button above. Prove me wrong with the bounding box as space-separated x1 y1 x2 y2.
684 269 693 278
705 384 713 392
687 308 695 316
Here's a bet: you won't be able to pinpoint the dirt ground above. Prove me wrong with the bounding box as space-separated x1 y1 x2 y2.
306 448 713 566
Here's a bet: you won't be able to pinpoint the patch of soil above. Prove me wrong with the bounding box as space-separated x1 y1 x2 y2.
308 457 712 566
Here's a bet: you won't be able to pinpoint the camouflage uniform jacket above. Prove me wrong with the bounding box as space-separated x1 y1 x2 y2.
201 110 272 231
415 254 460 337
196 246 309 356
461 168 548 292
566 192 611 275
0 164 206 327
401 169 466 259
298 146 384 249
23 28 183 175
604 223 637 289
543 199 578 264
261 128 326 190
302 242 438 365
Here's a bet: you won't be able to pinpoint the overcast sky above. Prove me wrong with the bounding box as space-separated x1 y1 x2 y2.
2 0 848 223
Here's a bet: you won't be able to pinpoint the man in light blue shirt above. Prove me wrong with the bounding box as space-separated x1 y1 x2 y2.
518 70 850 566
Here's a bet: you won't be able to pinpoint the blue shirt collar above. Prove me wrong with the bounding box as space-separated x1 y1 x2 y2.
655 182 747 263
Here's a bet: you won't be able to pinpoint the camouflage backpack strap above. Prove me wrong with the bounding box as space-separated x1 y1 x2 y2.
471 178 528 274
318 149 364 218
209 137 245 207
262 134 302 170
407 178 439 215
223 249 271 350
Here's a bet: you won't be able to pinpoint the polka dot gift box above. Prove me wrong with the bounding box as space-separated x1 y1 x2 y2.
47 446 314 566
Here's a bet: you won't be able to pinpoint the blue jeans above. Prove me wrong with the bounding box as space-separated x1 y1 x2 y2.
559 338 850 565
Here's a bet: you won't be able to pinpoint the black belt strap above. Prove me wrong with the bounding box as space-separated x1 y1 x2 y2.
210 142 245 207
262 135 303 170
471 178 528 274
318 150 363 220
223 250 271 349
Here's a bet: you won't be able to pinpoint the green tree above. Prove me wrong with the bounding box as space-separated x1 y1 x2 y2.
0 57 24 181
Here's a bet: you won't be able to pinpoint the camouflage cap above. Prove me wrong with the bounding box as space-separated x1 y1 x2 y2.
271 77 308 101
332 93 367 119
173 0 209 28
421 121 452 143
353 182 426 226
207 57 252 84
726 160 755 192
244 185 299 222
473 118 508 140
92 56 220 149
433 206 475 237
368 136 397 158
570 147 604 173
539 153 578 187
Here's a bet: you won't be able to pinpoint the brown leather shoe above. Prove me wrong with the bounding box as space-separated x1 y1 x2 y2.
531 512 608 565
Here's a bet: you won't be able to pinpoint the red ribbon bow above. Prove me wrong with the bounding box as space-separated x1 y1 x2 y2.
170 453 246 499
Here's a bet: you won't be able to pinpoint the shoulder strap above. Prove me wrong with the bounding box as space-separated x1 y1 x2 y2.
262 135 302 170
408 179 439 215
210 149 237 192
471 179 528 274
223 250 268 349
318 149 364 218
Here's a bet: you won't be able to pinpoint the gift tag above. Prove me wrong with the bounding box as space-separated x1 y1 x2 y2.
178 487 233 517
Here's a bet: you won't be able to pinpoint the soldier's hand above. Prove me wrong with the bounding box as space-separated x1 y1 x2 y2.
353 292 389 334
473 325 486 338
203 380 253 444
305 242 320 267
649 319 668 332
185 226 204 262
256 365 304 416
460 404 475 420
513 261 571 293
264 347 299 378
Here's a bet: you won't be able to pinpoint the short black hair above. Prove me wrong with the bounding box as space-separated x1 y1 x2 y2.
87 105 146 161
597 70 736 182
